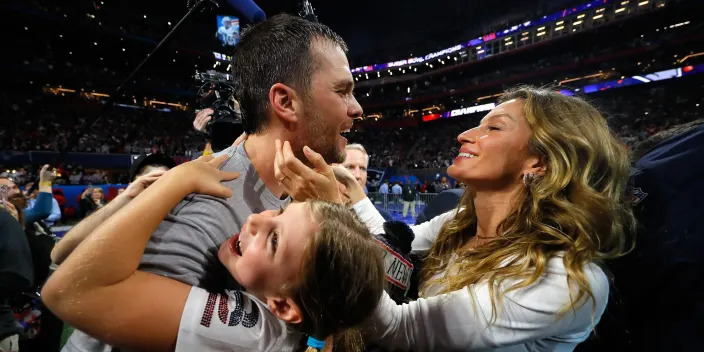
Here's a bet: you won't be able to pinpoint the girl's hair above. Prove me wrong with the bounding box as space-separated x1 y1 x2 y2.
286 200 386 352
421 85 636 321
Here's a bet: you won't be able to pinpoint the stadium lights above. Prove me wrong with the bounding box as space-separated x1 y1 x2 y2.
577 14 586 19
355 77 358 81
389 71 393 75
429 64 433 68
573 20 583 25
24 26 28 30
556 21 564 25
593 14 604 19
536 31 546 37
638 0 649 5
477 49 485 54
615 7 626 13
505 41 513 45
596 8 605 12
377 72 380 77
59 34 63 38
621 0 629 4
94 42 98 45
555 26 564 31
538 26 546 31
144 15 148 19
413 68 417 72
504 37 512 41
521 37 530 41
168 21 172 26
402 70 405 73
122 48 126 51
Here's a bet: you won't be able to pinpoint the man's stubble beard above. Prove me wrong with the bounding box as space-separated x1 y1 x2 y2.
293 104 345 166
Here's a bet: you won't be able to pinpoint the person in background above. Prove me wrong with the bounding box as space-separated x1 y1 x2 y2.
402 179 417 219
26 187 61 227
0 207 34 352
391 182 402 213
0 165 55 228
585 120 704 351
80 188 106 218
51 153 176 266
378 180 390 211
342 143 392 221
391 182 402 195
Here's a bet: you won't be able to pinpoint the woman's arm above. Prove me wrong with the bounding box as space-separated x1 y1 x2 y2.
364 260 609 351
42 156 239 351
352 196 456 253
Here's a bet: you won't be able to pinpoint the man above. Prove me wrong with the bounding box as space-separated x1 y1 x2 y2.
343 144 392 221
128 153 177 182
391 181 402 213
401 179 417 218
582 120 704 352
61 14 361 352
343 144 369 191
379 180 389 210
216 16 237 46
0 208 33 352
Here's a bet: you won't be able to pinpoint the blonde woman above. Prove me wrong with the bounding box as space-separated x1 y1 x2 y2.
276 86 635 351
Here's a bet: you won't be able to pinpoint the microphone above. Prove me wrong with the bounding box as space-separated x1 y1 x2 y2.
224 0 266 23
300 0 318 22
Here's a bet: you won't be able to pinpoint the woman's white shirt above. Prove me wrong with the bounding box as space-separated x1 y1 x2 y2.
353 197 609 352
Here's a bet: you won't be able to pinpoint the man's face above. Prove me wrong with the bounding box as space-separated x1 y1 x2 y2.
342 149 368 187
294 40 362 164
0 178 20 198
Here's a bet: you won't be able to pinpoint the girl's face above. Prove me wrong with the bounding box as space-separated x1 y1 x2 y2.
218 202 316 298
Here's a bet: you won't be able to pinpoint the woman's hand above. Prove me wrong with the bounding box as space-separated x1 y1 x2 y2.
274 139 342 203
332 165 367 205
169 154 240 198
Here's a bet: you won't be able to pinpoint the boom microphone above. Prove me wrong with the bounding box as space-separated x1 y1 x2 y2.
224 0 266 23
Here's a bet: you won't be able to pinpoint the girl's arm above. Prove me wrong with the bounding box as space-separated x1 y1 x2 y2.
42 156 238 351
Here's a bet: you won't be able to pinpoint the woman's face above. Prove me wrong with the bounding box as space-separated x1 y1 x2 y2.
447 99 540 190
218 202 316 297
91 189 103 201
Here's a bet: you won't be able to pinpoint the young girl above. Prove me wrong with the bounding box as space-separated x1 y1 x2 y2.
42 155 385 352
278 86 636 351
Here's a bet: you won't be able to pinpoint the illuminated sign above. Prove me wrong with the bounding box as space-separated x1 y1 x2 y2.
445 103 496 118
350 0 616 74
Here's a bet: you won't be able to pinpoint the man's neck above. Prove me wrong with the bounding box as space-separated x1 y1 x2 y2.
244 134 287 198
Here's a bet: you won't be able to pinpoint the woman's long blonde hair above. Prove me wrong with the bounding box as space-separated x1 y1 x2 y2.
421 86 636 320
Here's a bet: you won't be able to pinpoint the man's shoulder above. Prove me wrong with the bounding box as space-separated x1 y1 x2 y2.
214 145 251 173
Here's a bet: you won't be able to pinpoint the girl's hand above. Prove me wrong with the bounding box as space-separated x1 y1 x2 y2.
171 154 240 198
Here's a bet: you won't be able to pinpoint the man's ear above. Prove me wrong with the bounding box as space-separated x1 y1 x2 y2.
266 296 303 324
269 83 302 127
